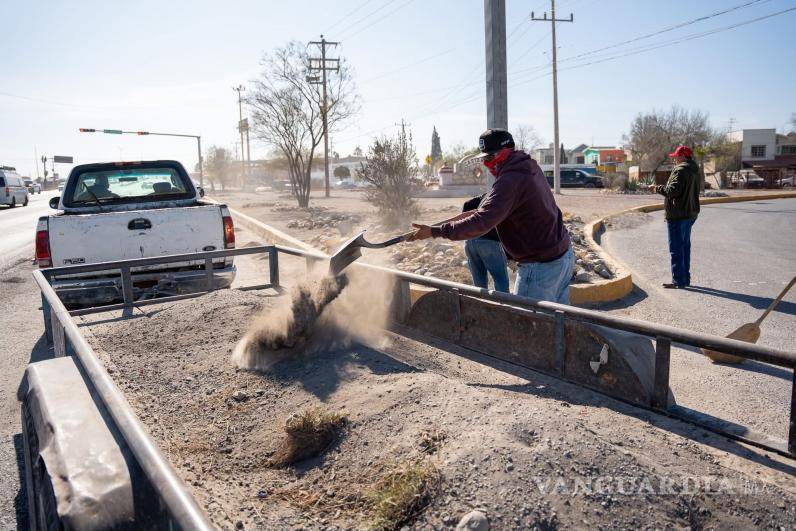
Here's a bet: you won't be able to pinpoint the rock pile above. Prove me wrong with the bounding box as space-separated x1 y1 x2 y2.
565 215 613 283
287 212 361 232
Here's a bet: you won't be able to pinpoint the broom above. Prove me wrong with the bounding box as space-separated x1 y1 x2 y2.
702 276 795 364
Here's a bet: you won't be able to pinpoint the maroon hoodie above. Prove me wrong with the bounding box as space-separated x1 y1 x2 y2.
431 150 571 263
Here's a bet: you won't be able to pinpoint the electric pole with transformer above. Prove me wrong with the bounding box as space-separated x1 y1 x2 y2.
308 35 339 198
532 0 574 195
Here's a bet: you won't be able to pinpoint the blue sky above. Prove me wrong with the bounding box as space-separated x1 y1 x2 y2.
2 0 795 177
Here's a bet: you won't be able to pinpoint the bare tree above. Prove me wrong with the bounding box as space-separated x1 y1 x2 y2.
442 142 479 167
248 42 358 207
356 128 420 228
513 124 543 153
624 105 713 182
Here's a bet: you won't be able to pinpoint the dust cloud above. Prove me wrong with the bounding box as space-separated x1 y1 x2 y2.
232 267 396 370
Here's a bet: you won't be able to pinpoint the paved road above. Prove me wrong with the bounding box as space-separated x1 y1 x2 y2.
0 191 58 270
602 198 796 440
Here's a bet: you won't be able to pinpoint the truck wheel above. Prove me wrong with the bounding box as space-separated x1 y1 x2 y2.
10 197 16 208
24 196 29 206
22 403 64 531
584 182 596 188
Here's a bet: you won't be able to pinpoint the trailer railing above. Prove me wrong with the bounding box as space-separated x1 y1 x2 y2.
34 244 795 527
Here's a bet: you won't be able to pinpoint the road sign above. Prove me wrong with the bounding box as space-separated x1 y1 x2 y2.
238 118 249 133
425 155 432 165
103 129 123 135
53 156 73 163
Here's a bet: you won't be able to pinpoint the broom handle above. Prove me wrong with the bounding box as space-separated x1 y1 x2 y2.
755 276 796 325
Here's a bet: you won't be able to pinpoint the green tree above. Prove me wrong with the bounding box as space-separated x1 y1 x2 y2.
430 126 442 167
333 165 351 179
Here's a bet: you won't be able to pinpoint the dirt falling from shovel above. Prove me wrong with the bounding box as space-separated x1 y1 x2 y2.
232 267 396 370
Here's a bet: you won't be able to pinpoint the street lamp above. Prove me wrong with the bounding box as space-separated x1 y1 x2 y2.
79 128 204 188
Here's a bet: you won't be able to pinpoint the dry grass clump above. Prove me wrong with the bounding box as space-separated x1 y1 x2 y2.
368 459 440 530
271 408 347 467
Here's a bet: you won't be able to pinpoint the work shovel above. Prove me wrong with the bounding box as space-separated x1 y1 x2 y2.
328 230 416 277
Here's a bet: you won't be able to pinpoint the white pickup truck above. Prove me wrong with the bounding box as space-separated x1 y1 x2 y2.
36 160 236 306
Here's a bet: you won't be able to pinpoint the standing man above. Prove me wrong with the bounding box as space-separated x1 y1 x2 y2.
648 145 701 289
462 194 510 292
409 128 574 303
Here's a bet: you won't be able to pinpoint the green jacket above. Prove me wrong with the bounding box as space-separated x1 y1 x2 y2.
655 158 700 220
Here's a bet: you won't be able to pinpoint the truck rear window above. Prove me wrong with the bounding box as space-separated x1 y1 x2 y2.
67 168 192 206
0 177 5 187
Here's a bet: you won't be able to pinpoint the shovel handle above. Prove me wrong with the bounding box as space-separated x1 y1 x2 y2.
372 231 416 248
755 275 796 325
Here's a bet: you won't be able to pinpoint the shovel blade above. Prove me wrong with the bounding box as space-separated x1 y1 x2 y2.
328 232 367 277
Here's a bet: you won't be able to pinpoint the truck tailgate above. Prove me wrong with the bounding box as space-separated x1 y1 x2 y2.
48 205 226 271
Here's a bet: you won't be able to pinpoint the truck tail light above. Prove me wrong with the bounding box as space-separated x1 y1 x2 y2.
222 215 235 249
35 218 51 267
4 187 8 195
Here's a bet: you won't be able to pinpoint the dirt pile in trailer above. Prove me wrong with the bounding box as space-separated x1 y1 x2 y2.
232 268 394 371
83 289 796 531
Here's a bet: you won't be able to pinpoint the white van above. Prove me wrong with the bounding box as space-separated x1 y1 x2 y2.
0 167 29 207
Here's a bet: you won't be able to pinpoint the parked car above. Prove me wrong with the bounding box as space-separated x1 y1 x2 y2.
543 169 604 188
333 179 358 190
0 168 29 207
37 160 236 306
24 179 42 194
730 171 766 189
779 175 794 189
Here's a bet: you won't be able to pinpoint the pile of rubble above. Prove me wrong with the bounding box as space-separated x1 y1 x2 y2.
390 240 471 281
296 211 612 286
566 215 613 283
287 211 361 232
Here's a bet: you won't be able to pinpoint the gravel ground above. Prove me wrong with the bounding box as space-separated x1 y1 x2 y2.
0 259 51 530
80 288 796 530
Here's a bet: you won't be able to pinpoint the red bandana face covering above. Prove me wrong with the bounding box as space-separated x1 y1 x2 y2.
482 147 513 176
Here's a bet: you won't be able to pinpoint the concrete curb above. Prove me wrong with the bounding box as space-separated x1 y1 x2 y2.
575 191 796 304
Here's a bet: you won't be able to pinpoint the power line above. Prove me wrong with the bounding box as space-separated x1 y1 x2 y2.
325 0 375 33
339 0 415 41
358 47 455 84
335 0 398 39
560 0 771 64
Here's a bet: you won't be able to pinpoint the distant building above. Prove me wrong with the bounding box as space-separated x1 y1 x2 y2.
582 146 627 166
741 129 796 186
533 143 556 165
568 144 588 164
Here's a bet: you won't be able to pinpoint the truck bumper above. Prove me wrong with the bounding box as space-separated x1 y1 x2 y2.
52 265 236 306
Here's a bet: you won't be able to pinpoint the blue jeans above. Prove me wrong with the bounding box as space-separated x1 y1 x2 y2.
514 247 575 304
464 238 510 292
667 217 696 287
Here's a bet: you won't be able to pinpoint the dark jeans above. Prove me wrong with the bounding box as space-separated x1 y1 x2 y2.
464 238 510 292
667 217 696 287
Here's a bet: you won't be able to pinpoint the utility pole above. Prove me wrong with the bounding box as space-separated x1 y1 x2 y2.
233 85 246 186
308 34 340 198
483 0 507 187
41 155 49 183
532 1 574 195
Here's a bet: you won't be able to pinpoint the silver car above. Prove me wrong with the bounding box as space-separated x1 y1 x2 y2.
0 167 29 207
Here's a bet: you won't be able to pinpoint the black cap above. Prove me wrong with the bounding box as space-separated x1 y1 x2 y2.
476 128 515 157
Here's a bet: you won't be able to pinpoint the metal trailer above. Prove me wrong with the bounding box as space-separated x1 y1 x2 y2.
23 245 796 530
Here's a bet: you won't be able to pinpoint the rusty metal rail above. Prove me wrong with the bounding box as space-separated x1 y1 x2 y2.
34 242 795 529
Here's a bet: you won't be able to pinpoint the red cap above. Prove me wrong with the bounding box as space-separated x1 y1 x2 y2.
668 145 693 158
